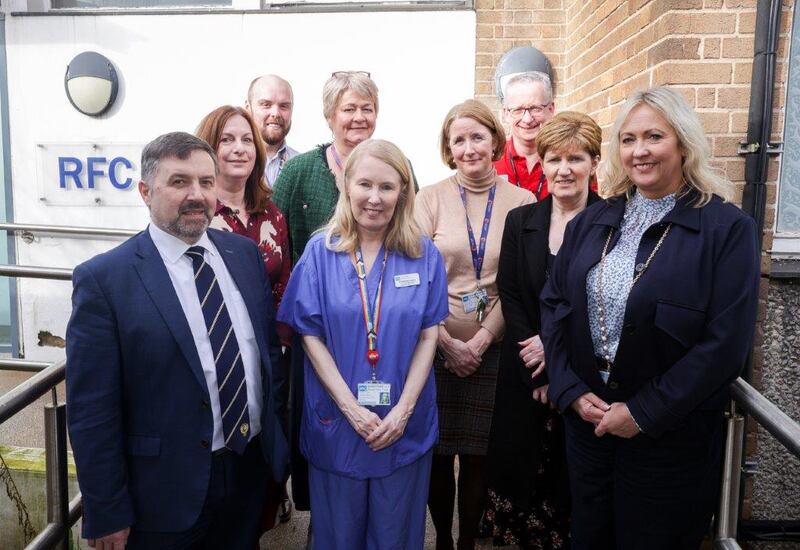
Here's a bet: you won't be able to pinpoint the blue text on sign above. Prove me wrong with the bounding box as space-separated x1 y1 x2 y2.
58 156 135 190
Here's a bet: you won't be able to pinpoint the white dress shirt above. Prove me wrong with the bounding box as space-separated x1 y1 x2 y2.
149 224 262 451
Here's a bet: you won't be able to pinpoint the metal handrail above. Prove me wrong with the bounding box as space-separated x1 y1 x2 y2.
714 377 800 549
0 360 66 424
0 358 78 550
0 222 138 239
0 265 72 281
0 359 54 372
26 495 82 550
730 377 800 458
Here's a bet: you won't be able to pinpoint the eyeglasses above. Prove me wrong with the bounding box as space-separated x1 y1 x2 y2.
506 103 552 119
331 71 371 78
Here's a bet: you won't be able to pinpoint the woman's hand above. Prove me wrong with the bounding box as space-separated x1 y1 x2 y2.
570 392 610 425
365 402 413 451
518 335 546 378
341 401 382 441
594 402 641 439
439 328 481 377
532 384 549 405
466 327 494 359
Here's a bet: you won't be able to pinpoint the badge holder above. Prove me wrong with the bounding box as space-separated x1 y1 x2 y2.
462 288 489 322
357 348 391 407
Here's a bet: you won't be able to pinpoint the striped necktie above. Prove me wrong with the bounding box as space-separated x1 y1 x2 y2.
186 246 250 455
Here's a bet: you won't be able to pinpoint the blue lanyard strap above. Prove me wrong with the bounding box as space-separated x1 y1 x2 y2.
457 184 496 285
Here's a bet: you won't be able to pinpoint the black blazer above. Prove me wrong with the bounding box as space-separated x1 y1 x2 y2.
497 192 601 391
540 190 760 438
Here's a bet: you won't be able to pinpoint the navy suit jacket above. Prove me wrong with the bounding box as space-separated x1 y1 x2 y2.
66 227 290 539
540 191 760 438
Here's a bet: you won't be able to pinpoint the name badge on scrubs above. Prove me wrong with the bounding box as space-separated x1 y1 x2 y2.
461 288 489 314
394 273 420 288
357 380 392 406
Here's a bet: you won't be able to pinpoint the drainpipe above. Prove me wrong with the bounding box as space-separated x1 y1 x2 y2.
740 0 783 254
730 0 785 544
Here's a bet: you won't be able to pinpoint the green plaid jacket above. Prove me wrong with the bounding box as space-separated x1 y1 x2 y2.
273 144 339 265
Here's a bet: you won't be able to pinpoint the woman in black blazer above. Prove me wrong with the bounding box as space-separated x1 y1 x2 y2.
540 87 759 550
486 112 601 549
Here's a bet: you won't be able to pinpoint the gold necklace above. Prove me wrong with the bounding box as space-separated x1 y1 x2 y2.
596 222 672 381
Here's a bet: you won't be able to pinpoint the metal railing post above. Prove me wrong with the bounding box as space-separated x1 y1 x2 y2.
716 400 745 549
44 396 69 550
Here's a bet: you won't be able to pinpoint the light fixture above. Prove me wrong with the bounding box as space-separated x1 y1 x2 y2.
495 47 554 102
64 51 119 116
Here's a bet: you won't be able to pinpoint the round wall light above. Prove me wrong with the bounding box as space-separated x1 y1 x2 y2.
64 51 119 116
495 47 553 103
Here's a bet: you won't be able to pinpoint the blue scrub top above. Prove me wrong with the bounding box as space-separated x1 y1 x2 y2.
278 233 449 479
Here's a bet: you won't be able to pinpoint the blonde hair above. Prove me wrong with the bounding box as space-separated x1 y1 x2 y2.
324 139 422 258
322 72 379 122
536 111 602 159
603 86 732 205
439 99 506 169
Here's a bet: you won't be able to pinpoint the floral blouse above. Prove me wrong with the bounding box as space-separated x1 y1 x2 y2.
210 199 292 345
586 191 676 362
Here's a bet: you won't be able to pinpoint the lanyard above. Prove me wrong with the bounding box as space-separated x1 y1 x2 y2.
330 143 344 171
277 146 289 171
507 148 546 199
353 247 389 380
457 184 496 286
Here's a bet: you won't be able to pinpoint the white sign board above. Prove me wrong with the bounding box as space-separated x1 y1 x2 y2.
35 143 144 206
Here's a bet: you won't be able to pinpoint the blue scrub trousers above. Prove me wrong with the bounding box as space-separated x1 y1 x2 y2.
309 449 433 550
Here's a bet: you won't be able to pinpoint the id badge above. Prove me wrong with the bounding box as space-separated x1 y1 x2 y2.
394 273 420 288
461 288 489 313
357 380 392 406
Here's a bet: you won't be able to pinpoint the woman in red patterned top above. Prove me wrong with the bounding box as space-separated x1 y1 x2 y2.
196 105 291 339
196 105 293 534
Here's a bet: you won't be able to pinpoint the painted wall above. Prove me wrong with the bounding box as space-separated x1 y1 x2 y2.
3 10 476 359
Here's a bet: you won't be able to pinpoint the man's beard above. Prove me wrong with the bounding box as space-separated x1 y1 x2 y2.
262 119 291 146
166 202 212 240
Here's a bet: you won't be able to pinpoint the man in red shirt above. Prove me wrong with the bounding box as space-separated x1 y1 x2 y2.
494 72 555 200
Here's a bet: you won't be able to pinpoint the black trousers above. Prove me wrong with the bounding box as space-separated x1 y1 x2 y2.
564 410 725 550
126 436 268 550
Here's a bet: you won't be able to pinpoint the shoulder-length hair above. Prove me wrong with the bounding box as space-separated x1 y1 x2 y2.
196 105 271 213
439 99 506 169
603 86 732 206
324 139 422 258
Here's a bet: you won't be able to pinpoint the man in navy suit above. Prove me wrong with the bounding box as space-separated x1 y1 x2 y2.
66 132 289 549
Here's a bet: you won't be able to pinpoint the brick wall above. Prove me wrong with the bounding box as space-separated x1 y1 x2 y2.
475 0 796 526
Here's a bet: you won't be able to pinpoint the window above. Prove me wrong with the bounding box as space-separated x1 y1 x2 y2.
51 1 231 7
774 1 800 257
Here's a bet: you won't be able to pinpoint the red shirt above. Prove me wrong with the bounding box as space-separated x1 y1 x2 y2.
494 139 599 199
494 140 549 200
210 199 292 345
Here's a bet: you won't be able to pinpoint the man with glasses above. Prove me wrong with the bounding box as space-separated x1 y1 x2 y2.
495 71 555 200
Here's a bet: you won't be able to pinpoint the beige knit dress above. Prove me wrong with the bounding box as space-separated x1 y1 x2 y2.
416 171 534 455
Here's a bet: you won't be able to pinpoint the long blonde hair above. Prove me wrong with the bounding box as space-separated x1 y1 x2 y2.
603 86 732 206
324 139 422 258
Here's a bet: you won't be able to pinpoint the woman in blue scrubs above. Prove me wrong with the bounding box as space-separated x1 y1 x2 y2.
278 138 449 549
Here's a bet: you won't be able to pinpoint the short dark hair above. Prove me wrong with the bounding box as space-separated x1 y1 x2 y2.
141 131 217 185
